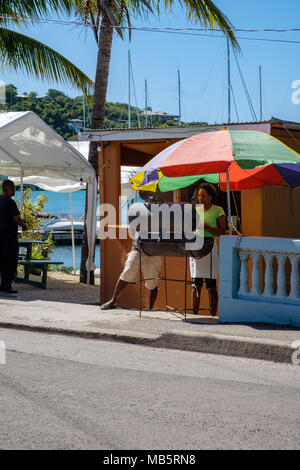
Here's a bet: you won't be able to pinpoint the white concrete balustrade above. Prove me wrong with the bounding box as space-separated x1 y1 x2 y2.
236 248 300 302
219 236 300 326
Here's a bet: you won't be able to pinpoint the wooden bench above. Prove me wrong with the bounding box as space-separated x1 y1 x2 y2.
16 260 63 289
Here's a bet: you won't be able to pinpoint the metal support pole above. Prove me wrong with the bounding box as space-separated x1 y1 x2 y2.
184 253 188 321
83 95 86 131
69 192 76 274
139 250 142 317
227 37 231 123
164 256 168 311
226 171 232 235
20 167 24 218
87 181 96 288
259 65 263 121
178 67 181 126
145 79 148 128
128 50 131 129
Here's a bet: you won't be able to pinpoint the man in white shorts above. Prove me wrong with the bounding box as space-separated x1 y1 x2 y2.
101 192 162 310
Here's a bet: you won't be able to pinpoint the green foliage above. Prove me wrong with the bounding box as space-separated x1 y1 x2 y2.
4 83 17 105
47 265 74 273
156 0 240 51
0 84 208 137
47 89 67 99
27 91 38 99
18 188 55 260
188 121 210 126
0 2 94 95
0 85 88 139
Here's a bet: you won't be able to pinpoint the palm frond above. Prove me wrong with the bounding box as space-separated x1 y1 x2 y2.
159 0 240 50
0 27 94 95
75 0 155 40
114 0 154 22
0 1 73 26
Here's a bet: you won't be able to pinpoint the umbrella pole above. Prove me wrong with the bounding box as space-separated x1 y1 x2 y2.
226 171 232 235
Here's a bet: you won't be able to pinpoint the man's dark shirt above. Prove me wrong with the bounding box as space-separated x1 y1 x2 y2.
0 195 20 239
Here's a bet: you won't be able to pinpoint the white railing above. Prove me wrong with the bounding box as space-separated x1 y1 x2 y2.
219 236 300 325
236 248 300 303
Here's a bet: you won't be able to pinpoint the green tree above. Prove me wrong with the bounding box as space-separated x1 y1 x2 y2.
19 188 55 261
27 91 38 99
4 84 18 106
0 1 93 95
76 0 240 283
0 84 208 138
47 89 67 99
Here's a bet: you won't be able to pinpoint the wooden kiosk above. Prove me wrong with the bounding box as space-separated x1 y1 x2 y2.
81 118 300 313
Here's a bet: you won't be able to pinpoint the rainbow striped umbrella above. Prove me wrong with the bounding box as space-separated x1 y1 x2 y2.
130 130 300 192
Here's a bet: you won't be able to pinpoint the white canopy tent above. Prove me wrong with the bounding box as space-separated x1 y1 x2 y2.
69 141 140 193
0 111 97 286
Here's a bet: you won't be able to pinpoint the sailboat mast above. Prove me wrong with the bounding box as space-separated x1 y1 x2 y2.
145 79 148 127
178 67 181 126
82 95 86 131
259 65 263 121
227 37 231 123
128 50 131 129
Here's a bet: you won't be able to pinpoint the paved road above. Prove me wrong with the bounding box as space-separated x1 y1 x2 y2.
0 328 299 450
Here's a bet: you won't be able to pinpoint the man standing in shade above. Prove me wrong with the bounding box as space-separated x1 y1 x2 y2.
0 180 27 294
101 191 162 311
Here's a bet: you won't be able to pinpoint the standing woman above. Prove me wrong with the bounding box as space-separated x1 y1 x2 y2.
190 183 226 316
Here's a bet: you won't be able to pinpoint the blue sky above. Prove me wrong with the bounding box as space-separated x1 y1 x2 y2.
2 0 300 124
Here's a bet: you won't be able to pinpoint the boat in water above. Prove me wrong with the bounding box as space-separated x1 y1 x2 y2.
42 216 100 243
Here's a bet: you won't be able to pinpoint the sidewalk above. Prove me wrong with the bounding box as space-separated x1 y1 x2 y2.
0 271 299 364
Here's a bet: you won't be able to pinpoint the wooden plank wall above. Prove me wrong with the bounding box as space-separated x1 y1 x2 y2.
265 124 300 238
271 124 300 154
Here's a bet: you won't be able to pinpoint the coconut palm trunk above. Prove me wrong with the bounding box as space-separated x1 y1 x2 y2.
80 5 114 284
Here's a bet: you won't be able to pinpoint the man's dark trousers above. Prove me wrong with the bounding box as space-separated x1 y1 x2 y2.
0 236 18 290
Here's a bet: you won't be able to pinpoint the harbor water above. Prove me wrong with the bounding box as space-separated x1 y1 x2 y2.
15 189 100 270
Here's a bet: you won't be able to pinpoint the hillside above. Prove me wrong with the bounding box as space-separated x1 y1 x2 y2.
0 84 207 140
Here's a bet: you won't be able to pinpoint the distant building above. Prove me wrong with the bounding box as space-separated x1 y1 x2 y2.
140 110 179 122
67 119 84 133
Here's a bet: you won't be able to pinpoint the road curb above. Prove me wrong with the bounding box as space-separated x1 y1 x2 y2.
0 321 295 364
0 321 159 345
155 330 295 364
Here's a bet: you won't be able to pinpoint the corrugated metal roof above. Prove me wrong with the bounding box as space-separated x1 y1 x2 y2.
79 120 275 142
78 117 300 142
80 119 273 134
271 116 300 130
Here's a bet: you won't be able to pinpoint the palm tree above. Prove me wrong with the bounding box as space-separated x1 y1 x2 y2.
0 1 93 95
77 0 240 283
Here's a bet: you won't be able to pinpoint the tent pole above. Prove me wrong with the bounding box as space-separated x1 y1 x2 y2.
87 183 93 287
20 168 24 218
69 192 76 275
226 171 232 235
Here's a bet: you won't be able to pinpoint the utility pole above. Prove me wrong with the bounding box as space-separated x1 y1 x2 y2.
227 37 231 123
178 67 181 126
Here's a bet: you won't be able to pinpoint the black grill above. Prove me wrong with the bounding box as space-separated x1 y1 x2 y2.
138 235 214 259
129 202 214 259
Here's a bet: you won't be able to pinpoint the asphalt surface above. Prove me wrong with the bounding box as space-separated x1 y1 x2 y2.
0 329 299 450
